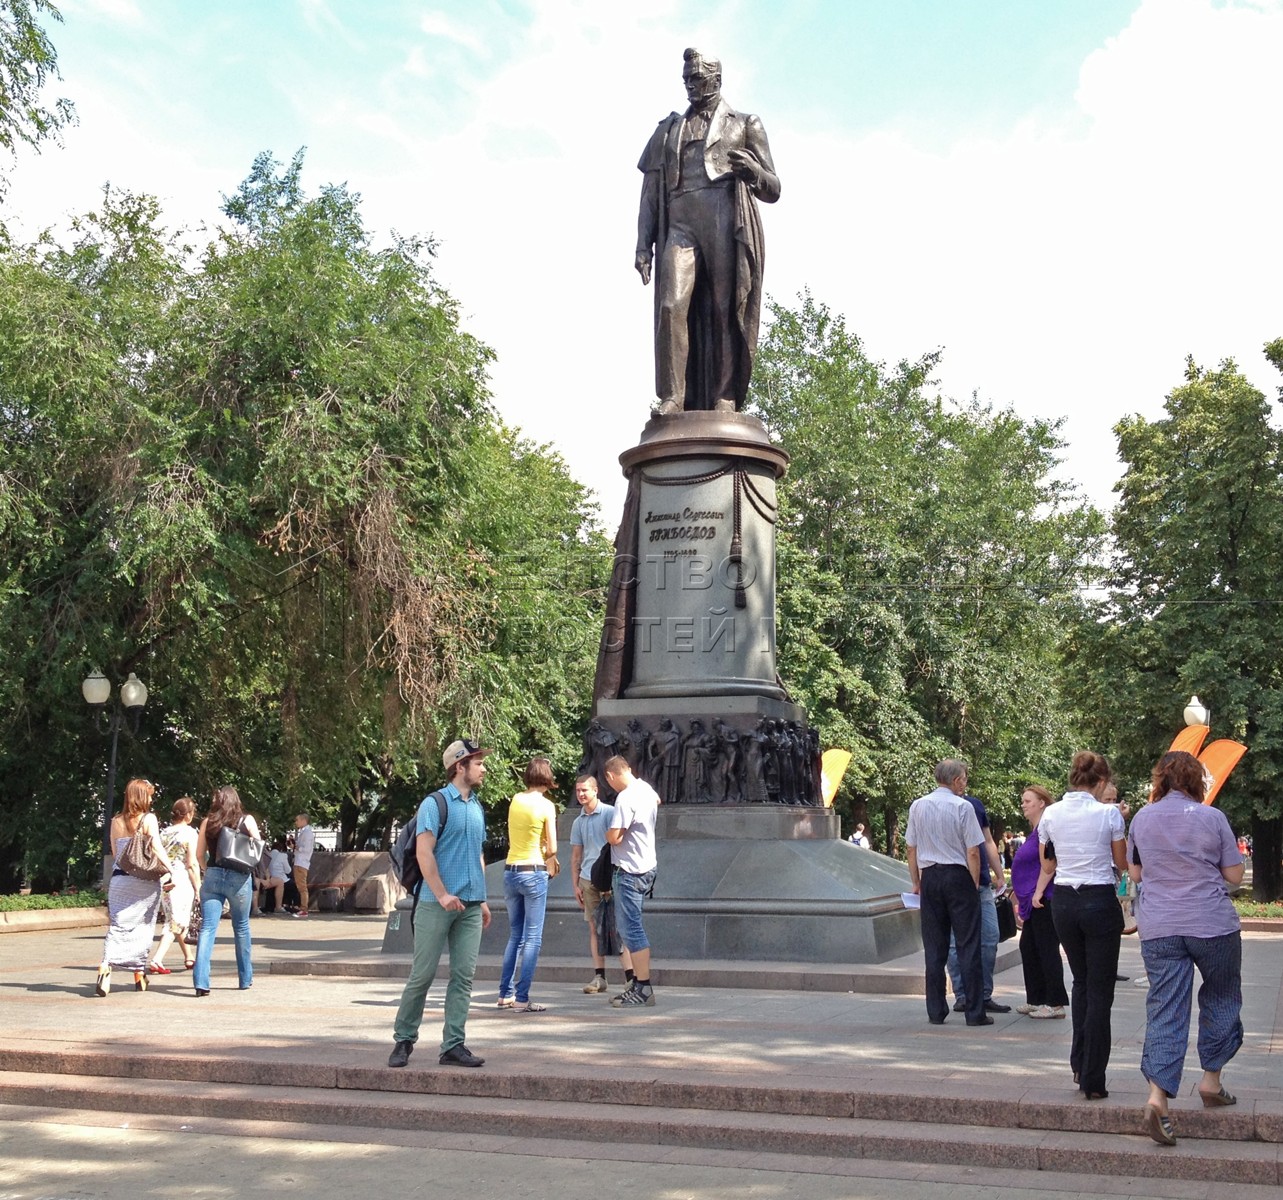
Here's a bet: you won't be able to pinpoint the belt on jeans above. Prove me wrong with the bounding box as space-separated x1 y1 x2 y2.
505 864 545 873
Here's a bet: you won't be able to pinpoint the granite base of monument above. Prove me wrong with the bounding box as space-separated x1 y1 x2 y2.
383 805 921 964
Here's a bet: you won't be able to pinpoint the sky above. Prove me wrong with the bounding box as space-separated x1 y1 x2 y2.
6 0 1282 526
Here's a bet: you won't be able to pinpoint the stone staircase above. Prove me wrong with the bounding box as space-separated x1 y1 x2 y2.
2 1043 1277 1185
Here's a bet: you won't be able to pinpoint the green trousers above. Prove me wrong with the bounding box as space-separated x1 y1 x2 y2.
392 899 483 1053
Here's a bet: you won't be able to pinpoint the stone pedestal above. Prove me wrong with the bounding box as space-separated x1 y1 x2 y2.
471 805 921 965
587 411 822 806
620 411 787 700
379 410 924 965
383 805 920 963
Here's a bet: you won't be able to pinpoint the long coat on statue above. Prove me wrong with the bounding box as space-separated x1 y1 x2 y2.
636 98 780 411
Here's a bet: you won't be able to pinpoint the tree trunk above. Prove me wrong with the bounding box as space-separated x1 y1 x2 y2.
339 782 363 851
1251 813 1281 901
882 803 901 858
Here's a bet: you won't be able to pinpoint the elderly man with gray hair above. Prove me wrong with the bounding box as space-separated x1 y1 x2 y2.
905 759 989 1027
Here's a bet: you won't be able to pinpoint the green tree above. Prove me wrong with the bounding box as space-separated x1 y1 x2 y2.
1066 350 1283 899
751 293 1101 852
0 154 607 887
0 0 74 193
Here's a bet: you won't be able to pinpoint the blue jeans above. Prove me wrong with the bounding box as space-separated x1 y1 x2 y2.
499 868 549 1004
194 865 253 991
947 883 998 1004
613 867 655 953
1140 932 1243 1098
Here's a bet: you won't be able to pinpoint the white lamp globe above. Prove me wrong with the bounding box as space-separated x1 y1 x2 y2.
81 671 111 706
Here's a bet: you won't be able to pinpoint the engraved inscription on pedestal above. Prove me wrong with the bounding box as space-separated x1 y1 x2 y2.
629 455 781 699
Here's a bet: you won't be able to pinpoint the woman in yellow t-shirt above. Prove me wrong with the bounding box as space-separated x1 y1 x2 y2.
498 758 559 1012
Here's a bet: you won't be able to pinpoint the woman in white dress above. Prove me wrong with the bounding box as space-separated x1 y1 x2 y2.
148 796 201 974
96 778 171 996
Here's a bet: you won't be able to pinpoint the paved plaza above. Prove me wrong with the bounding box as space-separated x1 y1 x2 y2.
1 914 1281 1198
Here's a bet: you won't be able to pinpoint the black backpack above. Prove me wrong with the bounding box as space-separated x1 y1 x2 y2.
390 789 448 929
590 841 614 893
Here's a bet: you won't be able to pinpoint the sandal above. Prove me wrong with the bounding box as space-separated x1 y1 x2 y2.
512 1001 547 1013
1143 1103 1177 1146
183 959 195 970
496 997 515 1008
1199 1085 1236 1107
146 963 171 975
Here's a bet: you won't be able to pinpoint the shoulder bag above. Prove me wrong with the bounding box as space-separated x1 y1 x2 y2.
590 841 614 893
995 890 1018 942
119 817 169 881
216 817 266 874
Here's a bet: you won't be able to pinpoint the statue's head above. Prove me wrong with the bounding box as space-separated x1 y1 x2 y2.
682 47 721 107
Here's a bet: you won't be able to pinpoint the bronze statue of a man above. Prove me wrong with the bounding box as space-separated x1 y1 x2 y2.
636 48 780 416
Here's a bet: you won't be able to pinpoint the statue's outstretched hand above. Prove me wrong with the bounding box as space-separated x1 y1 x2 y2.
635 251 652 285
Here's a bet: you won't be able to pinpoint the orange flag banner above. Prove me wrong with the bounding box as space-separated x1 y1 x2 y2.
1168 725 1209 756
1198 740 1247 807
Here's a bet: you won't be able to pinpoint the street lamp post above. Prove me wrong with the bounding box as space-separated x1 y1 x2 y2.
83 670 148 886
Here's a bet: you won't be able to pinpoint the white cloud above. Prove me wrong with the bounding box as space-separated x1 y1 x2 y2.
419 11 489 57
63 0 143 24
765 0 1283 514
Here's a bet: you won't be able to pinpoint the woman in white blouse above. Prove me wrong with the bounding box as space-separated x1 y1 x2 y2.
1032 751 1127 1100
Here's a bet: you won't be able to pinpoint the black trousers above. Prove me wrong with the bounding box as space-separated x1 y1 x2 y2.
1019 899 1069 1007
1052 884 1123 1094
920 864 983 1023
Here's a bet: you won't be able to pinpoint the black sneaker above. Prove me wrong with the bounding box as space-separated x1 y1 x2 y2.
610 981 638 1005
952 999 966 1012
439 1044 485 1068
611 984 655 1008
984 1000 1012 1014
387 1040 413 1068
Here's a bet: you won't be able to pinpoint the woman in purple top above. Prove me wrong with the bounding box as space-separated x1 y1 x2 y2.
1010 785 1068 1019
1129 751 1244 1147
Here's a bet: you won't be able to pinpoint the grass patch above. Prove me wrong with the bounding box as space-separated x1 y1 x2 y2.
1232 896 1283 920
0 890 106 912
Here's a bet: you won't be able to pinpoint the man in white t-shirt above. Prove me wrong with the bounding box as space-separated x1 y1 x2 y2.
292 813 315 918
603 755 659 1008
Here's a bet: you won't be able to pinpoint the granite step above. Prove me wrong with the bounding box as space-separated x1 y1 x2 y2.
0 1068 1276 1185
266 947 1023 995
2 1043 1276 1147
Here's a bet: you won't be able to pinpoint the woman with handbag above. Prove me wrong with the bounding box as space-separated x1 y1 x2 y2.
147 796 201 975
497 758 559 1013
95 778 172 996
192 785 262 996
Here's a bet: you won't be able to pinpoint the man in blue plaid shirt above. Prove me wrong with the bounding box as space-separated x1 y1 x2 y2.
388 738 493 1069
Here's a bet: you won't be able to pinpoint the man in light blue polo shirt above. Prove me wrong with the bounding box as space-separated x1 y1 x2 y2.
388 738 493 1070
570 773 634 993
